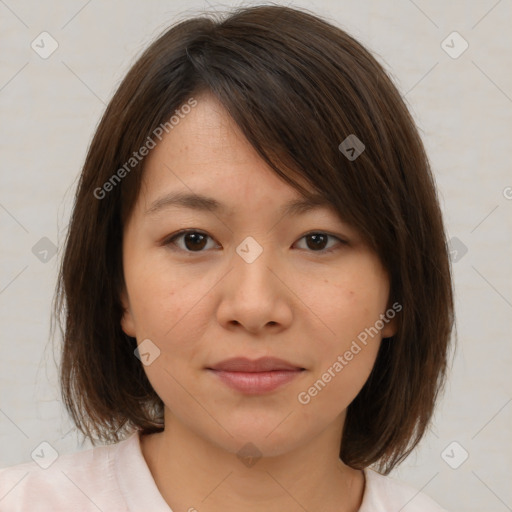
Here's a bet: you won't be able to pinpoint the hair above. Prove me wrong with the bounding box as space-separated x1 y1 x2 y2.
52 3 454 475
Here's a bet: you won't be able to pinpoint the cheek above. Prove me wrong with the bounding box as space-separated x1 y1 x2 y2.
126 254 207 335
295 282 384 418
296 259 388 397
126 259 220 385
301 262 389 348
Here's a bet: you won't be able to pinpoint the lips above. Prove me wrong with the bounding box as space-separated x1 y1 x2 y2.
206 357 306 394
207 357 305 372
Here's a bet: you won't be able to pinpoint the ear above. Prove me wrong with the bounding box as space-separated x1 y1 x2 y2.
381 316 397 338
381 301 401 339
120 288 136 338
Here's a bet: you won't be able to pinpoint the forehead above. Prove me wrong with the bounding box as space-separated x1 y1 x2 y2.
140 93 258 187
138 93 333 216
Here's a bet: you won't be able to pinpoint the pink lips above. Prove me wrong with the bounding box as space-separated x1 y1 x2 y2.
207 357 305 394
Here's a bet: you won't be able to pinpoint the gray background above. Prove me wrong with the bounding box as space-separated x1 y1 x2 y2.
1 1 511 511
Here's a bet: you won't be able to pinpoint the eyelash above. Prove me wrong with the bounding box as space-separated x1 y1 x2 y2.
162 229 347 255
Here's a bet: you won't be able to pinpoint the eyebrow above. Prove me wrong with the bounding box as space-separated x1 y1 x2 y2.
145 191 332 217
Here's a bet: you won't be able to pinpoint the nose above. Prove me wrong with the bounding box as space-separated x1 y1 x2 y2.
216 240 293 334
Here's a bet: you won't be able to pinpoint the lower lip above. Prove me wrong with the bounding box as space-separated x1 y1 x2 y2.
207 369 304 394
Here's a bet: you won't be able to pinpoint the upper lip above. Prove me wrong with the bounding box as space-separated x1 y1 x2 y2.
207 357 305 372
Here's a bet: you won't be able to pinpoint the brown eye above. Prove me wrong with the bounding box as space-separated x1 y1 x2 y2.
165 230 217 252
164 230 345 255
305 233 328 250
294 232 345 254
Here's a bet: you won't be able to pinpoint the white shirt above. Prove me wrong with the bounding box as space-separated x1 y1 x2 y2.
0 430 448 511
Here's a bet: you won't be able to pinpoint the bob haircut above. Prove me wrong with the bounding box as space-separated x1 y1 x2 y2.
53 4 454 474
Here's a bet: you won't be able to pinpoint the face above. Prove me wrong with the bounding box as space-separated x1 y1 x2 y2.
120 92 396 458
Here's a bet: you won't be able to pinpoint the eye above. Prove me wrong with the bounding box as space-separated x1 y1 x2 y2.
163 230 219 253
294 232 346 254
163 230 346 254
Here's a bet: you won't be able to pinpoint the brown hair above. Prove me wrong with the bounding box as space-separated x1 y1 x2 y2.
52 4 454 474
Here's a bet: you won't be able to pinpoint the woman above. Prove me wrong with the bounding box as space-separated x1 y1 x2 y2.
0 5 454 511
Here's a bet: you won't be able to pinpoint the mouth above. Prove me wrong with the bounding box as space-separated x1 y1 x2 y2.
206 357 306 394
207 356 305 373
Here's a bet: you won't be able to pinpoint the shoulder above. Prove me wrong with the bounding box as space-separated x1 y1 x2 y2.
0 435 134 511
360 468 449 512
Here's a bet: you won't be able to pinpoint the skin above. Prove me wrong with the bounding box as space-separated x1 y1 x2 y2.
120 91 396 512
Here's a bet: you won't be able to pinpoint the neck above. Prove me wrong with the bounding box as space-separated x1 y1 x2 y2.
140 411 365 512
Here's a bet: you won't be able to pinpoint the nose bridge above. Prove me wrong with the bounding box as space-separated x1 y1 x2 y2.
215 232 295 333
232 234 277 293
